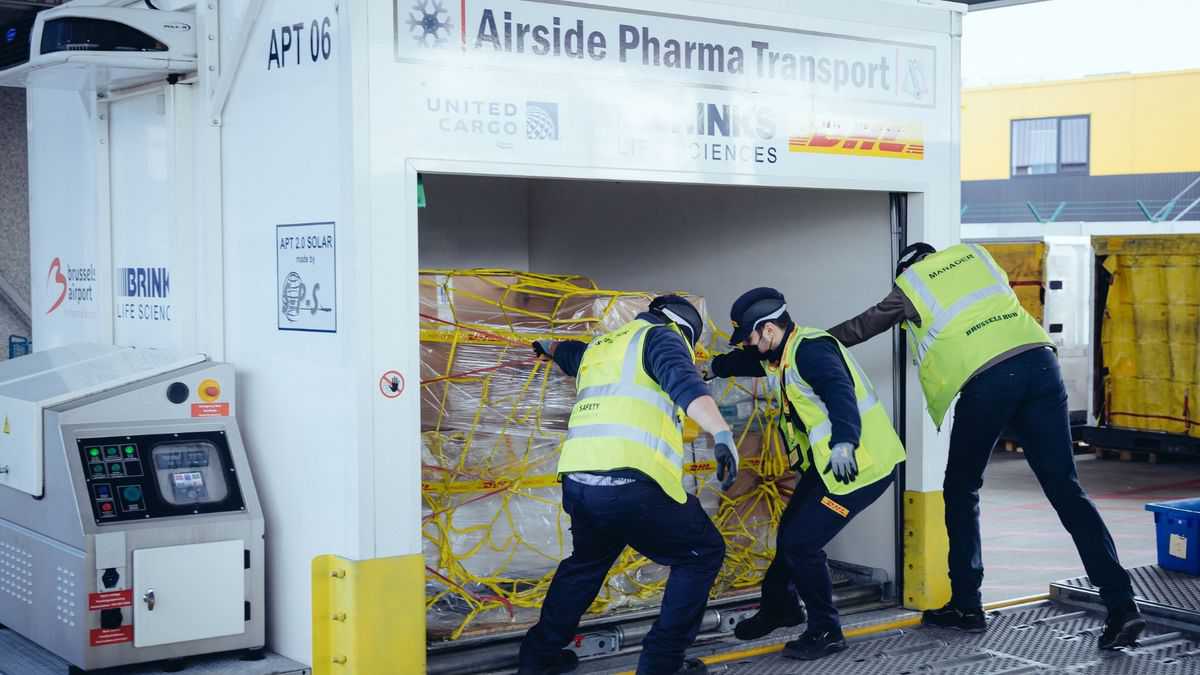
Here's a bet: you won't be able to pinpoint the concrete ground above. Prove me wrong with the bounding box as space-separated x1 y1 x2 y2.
979 449 1200 603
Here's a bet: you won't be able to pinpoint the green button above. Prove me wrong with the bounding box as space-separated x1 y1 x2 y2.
88 448 100 457
103 446 120 458
124 446 135 456
122 486 142 501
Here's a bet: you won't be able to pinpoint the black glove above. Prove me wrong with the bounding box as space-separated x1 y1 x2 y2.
713 430 739 491
532 340 554 360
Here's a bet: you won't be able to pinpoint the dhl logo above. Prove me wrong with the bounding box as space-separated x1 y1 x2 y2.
789 122 924 160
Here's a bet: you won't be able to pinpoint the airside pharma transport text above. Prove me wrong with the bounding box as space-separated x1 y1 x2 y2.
474 10 895 94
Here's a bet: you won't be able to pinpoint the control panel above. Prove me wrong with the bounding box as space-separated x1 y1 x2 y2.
77 431 246 524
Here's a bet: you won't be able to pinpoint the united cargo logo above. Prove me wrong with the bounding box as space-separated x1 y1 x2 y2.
426 97 561 143
788 120 924 160
526 101 558 140
45 257 96 316
115 266 172 322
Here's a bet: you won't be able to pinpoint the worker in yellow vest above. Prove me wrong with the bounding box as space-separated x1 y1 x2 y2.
830 242 1143 650
518 295 739 675
706 287 906 661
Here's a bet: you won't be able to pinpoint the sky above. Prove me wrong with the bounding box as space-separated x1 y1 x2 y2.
961 0 1199 87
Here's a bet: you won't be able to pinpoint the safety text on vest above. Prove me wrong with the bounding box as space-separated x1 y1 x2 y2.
926 253 976 280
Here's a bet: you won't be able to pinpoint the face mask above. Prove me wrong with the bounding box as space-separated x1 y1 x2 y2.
762 325 788 363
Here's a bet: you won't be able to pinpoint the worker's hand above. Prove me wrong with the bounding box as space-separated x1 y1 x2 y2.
713 429 739 491
825 442 859 485
532 340 555 362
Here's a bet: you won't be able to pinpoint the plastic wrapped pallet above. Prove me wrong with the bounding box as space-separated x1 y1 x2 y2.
1096 235 1200 436
419 269 791 641
982 242 1047 324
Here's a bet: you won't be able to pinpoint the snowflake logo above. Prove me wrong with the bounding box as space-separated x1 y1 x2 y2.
407 0 454 47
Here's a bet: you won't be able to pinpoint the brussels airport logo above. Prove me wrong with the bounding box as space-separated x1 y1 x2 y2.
45 257 96 316
426 98 560 143
406 0 454 47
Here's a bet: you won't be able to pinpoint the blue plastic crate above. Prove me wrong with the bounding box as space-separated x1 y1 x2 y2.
1146 498 1200 575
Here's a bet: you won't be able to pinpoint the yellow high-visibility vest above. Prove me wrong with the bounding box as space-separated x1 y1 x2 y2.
772 327 906 495
896 243 1052 427
558 319 694 503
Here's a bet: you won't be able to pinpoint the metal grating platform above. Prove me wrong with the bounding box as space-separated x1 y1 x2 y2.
0 628 309 675
716 603 1200 675
1051 565 1200 627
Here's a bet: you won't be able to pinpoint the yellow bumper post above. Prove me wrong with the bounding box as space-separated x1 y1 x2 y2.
313 554 426 674
903 490 951 610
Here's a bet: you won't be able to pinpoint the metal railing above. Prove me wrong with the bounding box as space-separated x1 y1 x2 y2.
963 175 1200 224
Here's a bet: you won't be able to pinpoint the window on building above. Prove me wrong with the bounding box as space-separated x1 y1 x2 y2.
1011 115 1089 176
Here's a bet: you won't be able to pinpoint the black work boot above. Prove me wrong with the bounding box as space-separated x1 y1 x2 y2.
921 604 987 633
516 649 579 675
1099 602 1146 650
781 630 848 660
670 658 709 674
733 605 807 640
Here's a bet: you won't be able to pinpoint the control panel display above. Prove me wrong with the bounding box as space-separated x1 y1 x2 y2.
152 441 229 506
77 431 245 524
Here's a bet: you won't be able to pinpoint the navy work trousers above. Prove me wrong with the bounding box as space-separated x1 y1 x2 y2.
757 467 895 634
519 478 725 675
945 346 1133 610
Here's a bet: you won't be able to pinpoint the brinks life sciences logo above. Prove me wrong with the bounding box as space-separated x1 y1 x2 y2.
690 101 778 164
116 266 172 321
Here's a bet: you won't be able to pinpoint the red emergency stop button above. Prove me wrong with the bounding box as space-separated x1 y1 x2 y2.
198 378 221 402
100 502 113 513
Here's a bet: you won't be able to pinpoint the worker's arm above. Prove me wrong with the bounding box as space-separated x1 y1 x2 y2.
795 338 861 449
796 337 864 484
533 339 588 377
643 327 739 488
685 394 731 436
708 347 767 379
827 286 917 347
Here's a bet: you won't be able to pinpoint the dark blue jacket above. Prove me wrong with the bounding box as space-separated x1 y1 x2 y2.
710 327 862 448
551 312 709 412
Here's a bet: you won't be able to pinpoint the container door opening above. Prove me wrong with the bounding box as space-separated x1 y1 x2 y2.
417 173 905 664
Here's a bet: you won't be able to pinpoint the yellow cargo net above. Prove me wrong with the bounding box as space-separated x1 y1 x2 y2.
419 270 789 640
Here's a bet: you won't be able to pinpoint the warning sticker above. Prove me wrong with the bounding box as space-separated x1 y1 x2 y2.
1170 533 1189 559
191 402 230 418
90 626 133 646
821 496 850 518
379 371 405 399
88 589 132 611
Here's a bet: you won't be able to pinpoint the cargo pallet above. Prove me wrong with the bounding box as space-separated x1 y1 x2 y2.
1076 425 1200 461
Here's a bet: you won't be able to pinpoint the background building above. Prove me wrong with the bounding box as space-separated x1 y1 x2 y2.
961 69 1200 226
